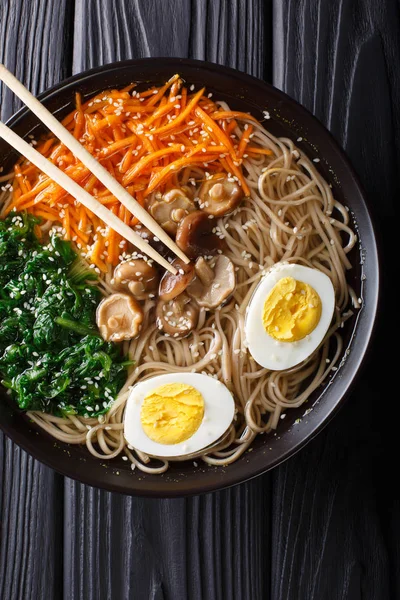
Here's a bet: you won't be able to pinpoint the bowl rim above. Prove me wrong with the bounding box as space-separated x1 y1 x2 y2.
0 57 381 497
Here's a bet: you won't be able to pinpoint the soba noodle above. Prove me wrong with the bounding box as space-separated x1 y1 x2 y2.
0 104 358 474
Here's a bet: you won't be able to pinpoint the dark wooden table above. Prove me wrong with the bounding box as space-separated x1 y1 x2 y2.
0 2 398 598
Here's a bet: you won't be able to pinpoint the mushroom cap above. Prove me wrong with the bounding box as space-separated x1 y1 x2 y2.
159 258 195 301
147 188 196 236
198 175 244 216
156 292 199 338
175 210 223 259
187 255 236 309
113 259 158 300
96 293 144 342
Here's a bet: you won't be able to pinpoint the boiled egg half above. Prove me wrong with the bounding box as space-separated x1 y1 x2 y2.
124 373 235 458
245 263 335 370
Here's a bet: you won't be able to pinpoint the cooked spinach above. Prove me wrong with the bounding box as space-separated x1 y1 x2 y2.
0 212 131 417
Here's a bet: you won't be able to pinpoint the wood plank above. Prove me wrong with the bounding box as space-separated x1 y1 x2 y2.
66 2 271 599
0 1 73 598
271 1 399 598
72 0 268 79
64 478 270 600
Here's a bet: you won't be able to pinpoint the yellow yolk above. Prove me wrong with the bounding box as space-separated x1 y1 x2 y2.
262 276 322 342
140 383 205 444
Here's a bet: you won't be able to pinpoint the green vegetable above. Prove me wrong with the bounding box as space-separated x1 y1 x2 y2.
0 212 131 417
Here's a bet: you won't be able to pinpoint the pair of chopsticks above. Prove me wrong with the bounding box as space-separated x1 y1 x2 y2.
0 64 190 275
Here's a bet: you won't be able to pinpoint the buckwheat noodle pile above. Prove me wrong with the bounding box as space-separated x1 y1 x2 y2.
0 102 359 475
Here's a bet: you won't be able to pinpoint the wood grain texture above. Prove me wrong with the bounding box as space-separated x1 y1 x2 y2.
63 477 269 600
272 1 399 599
65 2 271 599
0 1 399 599
0 2 72 598
73 0 268 79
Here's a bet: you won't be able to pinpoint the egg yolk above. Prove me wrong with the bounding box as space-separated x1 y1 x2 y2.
140 383 205 444
262 276 322 342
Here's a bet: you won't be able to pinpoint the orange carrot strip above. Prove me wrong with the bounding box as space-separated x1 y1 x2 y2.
78 205 87 232
101 134 137 157
139 87 159 98
122 144 181 185
146 74 180 107
32 207 59 221
92 114 124 131
125 121 156 153
145 155 220 196
14 165 29 194
73 111 85 140
159 122 196 139
20 164 39 177
180 87 187 110
145 99 174 127
63 207 71 241
5 178 50 213
226 119 238 134
90 238 103 265
61 111 77 127
75 92 82 112
237 125 253 158
36 138 55 156
112 126 125 142
246 146 273 156
96 195 119 206
150 88 205 135
106 206 118 264
70 221 90 244
210 110 260 124
185 141 209 157
194 105 237 160
34 224 42 239
49 144 67 162
119 148 134 173
83 174 99 193
15 194 48 213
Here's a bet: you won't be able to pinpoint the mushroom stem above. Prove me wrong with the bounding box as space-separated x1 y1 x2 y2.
172 298 184 316
195 257 215 286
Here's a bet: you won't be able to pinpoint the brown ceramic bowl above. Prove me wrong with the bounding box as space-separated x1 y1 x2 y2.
0 58 379 497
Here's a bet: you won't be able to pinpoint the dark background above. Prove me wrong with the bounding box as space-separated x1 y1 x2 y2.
0 1 398 599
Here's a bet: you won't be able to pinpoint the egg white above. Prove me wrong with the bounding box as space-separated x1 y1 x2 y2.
245 262 335 370
123 373 235 458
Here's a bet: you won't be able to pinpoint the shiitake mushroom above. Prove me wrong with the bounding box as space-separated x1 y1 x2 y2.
175 211 223 259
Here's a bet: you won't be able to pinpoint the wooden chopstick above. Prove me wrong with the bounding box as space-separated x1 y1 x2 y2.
0 63 190 265
0 120 178 274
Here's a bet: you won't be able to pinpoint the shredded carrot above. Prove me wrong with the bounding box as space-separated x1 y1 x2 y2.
36 138 54 156
9 76 270 267
33 208 59 221
210 110 260 124
237 125 253 158
246 146 273 156
146 74 180 107
90 238 108 272
145 155 221 196
78 205 87 233
194 105 237 160
122 145 181 185
63 207 71 241
150 88 205 135
14 165 29 194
